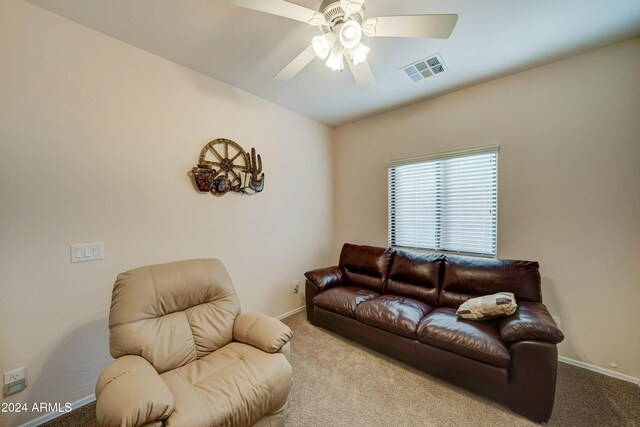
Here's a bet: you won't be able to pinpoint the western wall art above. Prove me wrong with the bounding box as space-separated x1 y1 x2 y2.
191 138 264 195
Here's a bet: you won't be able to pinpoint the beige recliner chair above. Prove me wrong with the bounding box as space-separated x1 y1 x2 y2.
95 259 293 427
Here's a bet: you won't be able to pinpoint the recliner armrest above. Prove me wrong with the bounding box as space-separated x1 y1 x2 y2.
233 313 292 353
304 265 346 292
499 302 564 344
95 355 174 427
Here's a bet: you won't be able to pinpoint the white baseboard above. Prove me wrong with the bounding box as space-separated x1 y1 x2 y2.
559 356 640 385
277 305 305 320
20 394 96 427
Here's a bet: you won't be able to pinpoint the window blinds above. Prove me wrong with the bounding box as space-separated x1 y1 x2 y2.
388 148 498 257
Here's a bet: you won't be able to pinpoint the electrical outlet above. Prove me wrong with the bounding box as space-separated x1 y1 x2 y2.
292 280 300 294
3 367 26 385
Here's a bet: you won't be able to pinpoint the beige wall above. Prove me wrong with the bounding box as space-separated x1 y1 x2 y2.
0 1 333 425
334 39 640 379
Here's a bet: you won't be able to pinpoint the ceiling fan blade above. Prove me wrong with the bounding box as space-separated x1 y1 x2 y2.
363 14 458 39
229 0 326 25
347 60 376 90
275 45 317 81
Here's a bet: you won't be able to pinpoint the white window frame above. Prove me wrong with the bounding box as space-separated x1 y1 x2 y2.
387 145 499 258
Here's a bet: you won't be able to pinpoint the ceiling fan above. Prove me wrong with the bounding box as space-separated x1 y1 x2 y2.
229 0 458 89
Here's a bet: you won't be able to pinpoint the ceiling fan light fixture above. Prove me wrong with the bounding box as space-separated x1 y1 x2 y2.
326 44 345 71
312 32 337 59
339 20 362 49
228 0 458 89
350 42 370 66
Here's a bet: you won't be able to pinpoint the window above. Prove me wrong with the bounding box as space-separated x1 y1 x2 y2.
388 147 498 257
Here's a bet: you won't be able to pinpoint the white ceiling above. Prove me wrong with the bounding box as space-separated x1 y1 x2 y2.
27 0 640 127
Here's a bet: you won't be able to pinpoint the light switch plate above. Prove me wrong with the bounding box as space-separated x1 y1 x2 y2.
71 242 104 263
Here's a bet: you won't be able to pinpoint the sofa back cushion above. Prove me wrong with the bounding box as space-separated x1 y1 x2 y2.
109 259 241 373
439 255 542 309
386 250 444 306
339 243 395 293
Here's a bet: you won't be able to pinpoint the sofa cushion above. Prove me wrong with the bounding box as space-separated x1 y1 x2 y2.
417 308 510 367
355 295 434 339
339 243 395 293
439 255 542 309
313 286 380 319
161 342 291 427
386 250 443 306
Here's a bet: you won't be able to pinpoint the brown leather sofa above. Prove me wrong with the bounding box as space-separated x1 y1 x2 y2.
305 244 564 422
96 259 293 427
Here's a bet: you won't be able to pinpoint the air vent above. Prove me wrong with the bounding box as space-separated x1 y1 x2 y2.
401 54 447 83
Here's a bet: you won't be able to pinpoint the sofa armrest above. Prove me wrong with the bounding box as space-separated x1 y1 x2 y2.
304 266 346 292
233 313 292 353
499 302 565 344
95 355 174 427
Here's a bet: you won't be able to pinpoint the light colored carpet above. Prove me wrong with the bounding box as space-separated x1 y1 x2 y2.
42 311 640 427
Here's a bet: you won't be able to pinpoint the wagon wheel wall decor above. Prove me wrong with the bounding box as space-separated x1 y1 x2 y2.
191 138 264 195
